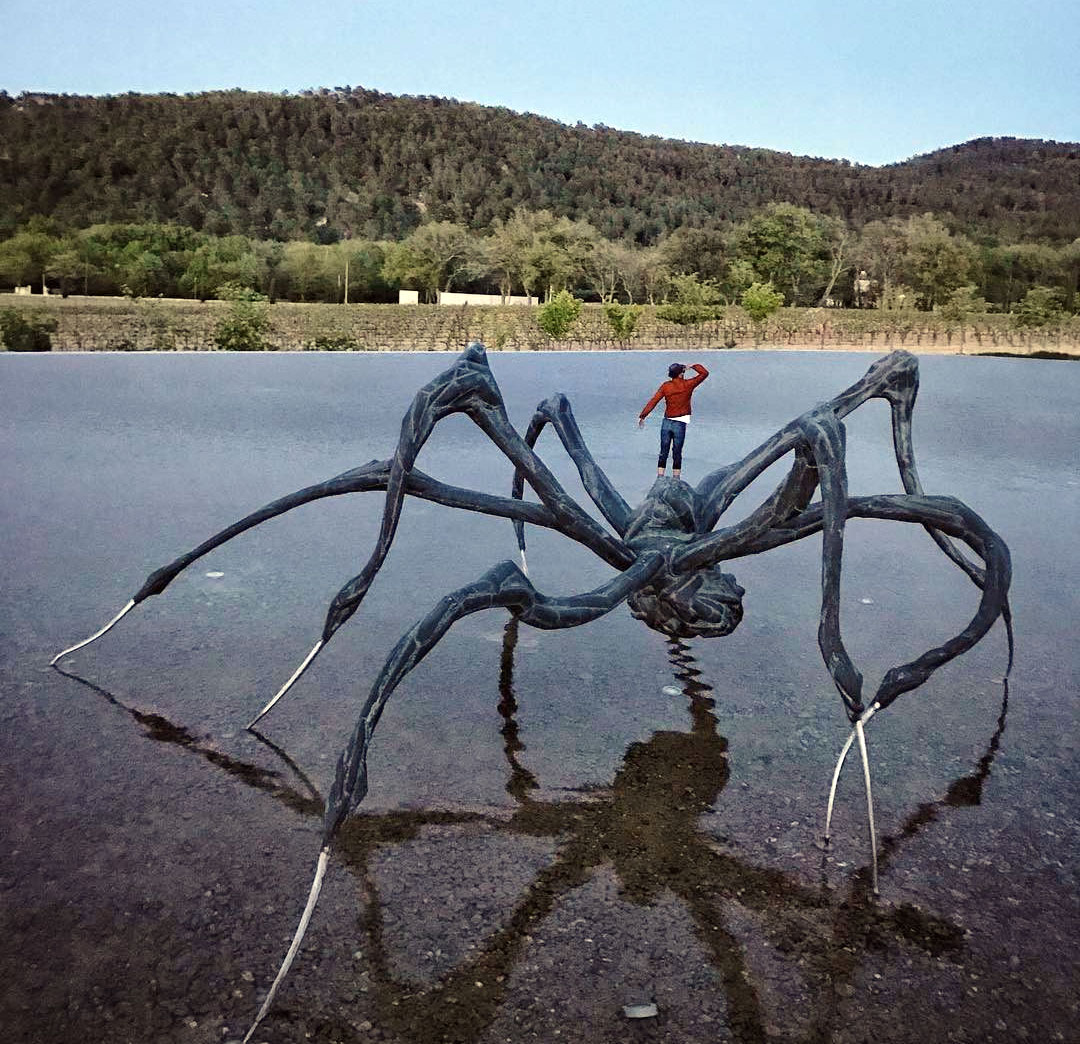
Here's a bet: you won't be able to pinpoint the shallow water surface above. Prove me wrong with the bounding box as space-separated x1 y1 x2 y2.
1 349 1077 1043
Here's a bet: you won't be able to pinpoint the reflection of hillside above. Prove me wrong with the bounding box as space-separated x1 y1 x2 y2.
56 622 1010 1043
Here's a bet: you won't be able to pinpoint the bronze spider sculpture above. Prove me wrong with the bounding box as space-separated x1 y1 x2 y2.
52 342 1012 1040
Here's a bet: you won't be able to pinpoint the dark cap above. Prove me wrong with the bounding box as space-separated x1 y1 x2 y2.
668 363 686 378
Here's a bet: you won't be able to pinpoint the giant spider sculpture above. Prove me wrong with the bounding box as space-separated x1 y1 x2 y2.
53 342 1012 1041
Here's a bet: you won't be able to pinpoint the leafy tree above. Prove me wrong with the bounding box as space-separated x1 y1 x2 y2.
45 242 91 297
658 226 731 283
740 281 784 322
880 283 918 312
737 203 830 305
335 241 392 302
119 249 167 298
259 241 286 302
524 214 598 301
484 208 596 302
721 259 756 304
854 219 907 302
279 242 329 302
0 228 58 290
382 221 480 301
536 289 582 339
578 237 621 302
611 243 666 304
817 216 851 306
486 210 542 301
980 242 1062 311
180 236 260 300
898 214 974 310
1012 285 1065 327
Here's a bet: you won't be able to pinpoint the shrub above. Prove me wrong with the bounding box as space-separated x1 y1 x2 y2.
656 273 723 326
740 281 785 322
536 290 582 340
656 302 723 325
214 283 270 351
0 308 57 352
939 285 989 323
603 302 643 341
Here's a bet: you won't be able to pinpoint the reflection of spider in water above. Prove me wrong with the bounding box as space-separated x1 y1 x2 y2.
52 343 1011 1039
59 624 1008 1043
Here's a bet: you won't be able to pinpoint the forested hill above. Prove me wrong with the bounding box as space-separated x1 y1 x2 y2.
2 87 1078 245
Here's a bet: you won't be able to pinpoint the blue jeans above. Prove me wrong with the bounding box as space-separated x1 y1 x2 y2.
658 417 687 470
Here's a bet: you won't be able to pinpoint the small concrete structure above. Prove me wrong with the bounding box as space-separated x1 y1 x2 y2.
14 285 32 296
438 291 534 306
396 289 535 306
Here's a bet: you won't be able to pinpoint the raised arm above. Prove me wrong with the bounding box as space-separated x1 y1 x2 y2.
685 362 709 387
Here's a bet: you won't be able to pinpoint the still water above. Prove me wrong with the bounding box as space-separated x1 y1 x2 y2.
1 349 1077 1043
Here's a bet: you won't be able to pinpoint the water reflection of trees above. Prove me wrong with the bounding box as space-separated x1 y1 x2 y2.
57 621 1009 1043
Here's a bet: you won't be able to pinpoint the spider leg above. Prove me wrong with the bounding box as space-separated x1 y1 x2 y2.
241 551 663 1042
676 441 819 572
797 410 865 720
739 493 1011 706
873 354 1015 668
51 456 563 668
323 342 633 637
743 492 1008 893
823 704 881 890
511 393 632 570
263 343 634 723
694 348 978 580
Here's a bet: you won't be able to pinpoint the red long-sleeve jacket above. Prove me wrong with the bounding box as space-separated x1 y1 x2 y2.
639 364 709 419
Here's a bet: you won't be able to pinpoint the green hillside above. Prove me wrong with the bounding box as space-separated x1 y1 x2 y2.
2 88 1078 244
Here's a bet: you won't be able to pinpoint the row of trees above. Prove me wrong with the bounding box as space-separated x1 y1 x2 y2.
2 206 1078 317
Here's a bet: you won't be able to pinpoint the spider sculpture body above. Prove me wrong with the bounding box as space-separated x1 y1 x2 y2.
53 342 1012 1041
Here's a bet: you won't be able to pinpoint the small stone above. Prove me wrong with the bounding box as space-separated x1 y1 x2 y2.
623 1003 658 1019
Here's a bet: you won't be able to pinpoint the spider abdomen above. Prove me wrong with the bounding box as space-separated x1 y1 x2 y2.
628 567 744 639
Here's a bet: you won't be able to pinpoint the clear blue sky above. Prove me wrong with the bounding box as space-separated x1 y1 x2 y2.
4 0 1077 167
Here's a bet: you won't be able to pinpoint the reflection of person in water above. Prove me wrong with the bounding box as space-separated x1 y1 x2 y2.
638 362 710 479
597 666 729 902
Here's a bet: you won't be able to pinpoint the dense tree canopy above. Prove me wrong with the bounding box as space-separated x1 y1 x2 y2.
2 88 1078 246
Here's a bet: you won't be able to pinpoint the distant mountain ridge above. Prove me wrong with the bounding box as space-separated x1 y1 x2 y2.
2 87 1077 244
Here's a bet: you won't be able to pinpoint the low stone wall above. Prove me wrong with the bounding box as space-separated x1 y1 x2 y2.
3 295 1078 355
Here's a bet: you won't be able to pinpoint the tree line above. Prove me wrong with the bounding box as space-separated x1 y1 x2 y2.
2 206 1077 323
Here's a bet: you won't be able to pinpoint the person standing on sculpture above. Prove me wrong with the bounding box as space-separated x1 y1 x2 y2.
638 361 710 478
